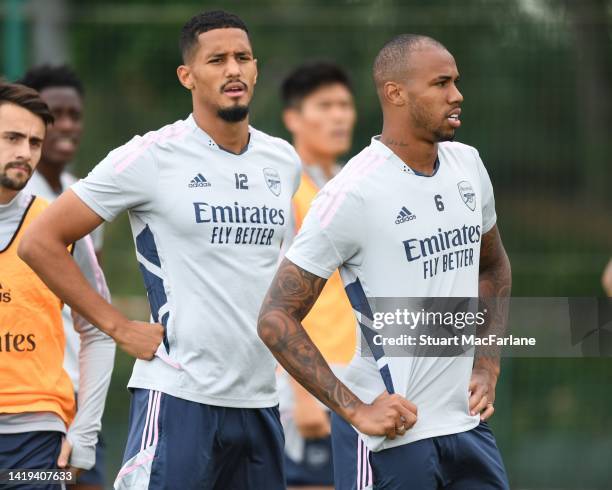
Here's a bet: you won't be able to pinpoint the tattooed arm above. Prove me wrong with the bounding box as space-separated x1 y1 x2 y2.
469 225 512 420
258 258 418 439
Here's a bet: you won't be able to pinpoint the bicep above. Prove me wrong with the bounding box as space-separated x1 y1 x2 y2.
29 190 105 246
479 226 505 269
262 258 327 321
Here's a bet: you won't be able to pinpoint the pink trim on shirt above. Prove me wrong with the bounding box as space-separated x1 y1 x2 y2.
312 149 372 221
155 344 182 369
113 121 190 174
317 152 385 229
82 234 108 300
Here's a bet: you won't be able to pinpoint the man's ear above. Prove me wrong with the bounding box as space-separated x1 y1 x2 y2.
177 64 194 90
383 81 407 107
253 58 258 86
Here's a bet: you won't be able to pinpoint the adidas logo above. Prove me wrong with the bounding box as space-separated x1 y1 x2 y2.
188 173 211 188
395 206 416 224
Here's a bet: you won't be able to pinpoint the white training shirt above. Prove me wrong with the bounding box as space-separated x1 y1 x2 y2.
72 114 301 408
285 136 497 451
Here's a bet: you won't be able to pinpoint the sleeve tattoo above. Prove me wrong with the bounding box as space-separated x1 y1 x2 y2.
477 225 512 364
257 258 362 418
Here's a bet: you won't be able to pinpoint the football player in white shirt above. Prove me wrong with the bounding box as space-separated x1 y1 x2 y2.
258 34 512 489
20 10 300 490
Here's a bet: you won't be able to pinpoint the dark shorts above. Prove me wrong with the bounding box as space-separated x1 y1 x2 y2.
114 388 286 490
332 413 509 490
285 435 334 487
0 430 64 489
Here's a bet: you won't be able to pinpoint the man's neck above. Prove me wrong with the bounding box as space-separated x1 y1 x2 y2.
36 160 65 193
294 142 337 180
193 105 250 154
0 187 19 205
380 122 438 176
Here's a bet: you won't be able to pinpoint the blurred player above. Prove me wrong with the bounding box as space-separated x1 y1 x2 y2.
278 62 357 490
20 65 105 261
0 82 114 483
20 64 108 490
19 10 300 490
258 34 512 489
602 259 612 297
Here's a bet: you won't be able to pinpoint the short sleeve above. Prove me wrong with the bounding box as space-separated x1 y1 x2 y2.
285 182 362 279
88 224 105 252
71 138 158 222
73 235 110 301
474 150 497 233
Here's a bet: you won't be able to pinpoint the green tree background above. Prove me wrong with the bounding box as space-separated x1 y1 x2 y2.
2 0 611 487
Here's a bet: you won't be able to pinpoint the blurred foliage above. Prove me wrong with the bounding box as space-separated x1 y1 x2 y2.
1 0 611 488
59 0 612 297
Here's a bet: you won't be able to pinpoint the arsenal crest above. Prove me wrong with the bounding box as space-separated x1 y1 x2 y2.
263 168 281 196
457 180 476 211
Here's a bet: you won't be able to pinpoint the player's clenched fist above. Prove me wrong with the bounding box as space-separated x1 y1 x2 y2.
350 391 417 440
113 321 164 360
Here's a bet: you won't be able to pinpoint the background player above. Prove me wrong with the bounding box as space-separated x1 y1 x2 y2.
602 259 612 296
0 82 114 481
279 62 356 490
20 64 105 261
258 34 512 489
19 10 300 489
20 64 108 490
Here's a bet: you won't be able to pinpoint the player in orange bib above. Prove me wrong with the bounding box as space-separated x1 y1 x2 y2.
0 82 114 485
278 62 357 490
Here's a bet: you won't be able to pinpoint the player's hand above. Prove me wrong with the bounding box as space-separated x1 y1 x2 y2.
294 396 331 439
351 391 417 440
56 438 82 478
114 320 164 360
469 366 497 421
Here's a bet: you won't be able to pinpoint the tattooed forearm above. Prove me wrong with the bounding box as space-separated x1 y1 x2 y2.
258 258 363 419
476 225 512 370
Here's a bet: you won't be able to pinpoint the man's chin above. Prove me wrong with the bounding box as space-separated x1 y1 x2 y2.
217 105 249 123
434 129 456 142
0 176 29 191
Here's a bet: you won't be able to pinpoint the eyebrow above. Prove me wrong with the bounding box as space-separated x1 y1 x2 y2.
2 131 43 144
2 131 27 138
432 74 460 83
208 50 252 58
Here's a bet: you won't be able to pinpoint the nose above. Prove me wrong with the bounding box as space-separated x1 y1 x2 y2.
331 105 354 124
54 114 75 132
15 140 32 161
225 56 241 78
449 83 464 105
